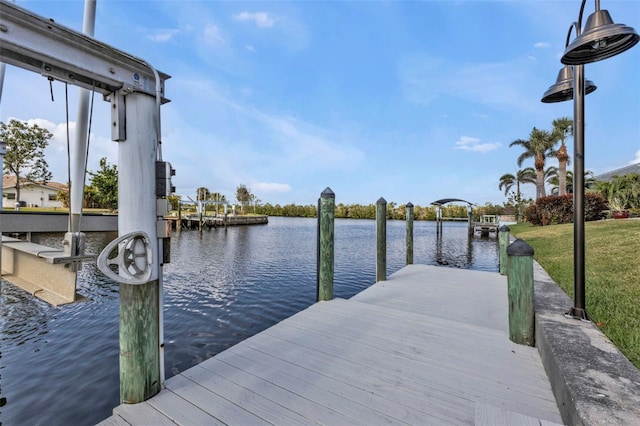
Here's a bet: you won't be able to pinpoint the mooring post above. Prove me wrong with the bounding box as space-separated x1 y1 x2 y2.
317 188 335 301
406 202 414 265
506 238 535 346
177 202 182 233
118 92 161 403
499 224 510 275
376 197 387 282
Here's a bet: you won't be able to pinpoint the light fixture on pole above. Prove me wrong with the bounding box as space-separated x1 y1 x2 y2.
541 0 638 321
541 65 596 104
562 1 639 65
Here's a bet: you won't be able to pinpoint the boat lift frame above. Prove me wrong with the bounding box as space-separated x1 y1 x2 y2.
1 0 170 403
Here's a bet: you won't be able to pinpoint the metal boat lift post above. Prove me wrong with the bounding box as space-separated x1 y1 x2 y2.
0 0 171 403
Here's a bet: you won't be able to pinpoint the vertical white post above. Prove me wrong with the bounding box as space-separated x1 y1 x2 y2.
118 92 162 403
69 0 96 231
118 93 159 274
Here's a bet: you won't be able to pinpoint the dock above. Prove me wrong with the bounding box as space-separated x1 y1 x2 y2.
99 264 563 425
168 214 268 230
473 215 500 235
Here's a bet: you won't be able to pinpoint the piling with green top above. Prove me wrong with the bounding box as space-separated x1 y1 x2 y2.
499 225 510 275
406 202 414 265
317 188 335 301
506 238 535 346
376 197 387 282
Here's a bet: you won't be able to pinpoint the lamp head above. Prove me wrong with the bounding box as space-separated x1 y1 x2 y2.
541 65 597 103
562 9 639 65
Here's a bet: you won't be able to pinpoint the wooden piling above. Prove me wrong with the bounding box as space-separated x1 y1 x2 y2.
376 197 387 282
406 202 414 265
317 188 335 302
506 238 535 346
177 203 182 233
499 225 510 275
119 281 161 403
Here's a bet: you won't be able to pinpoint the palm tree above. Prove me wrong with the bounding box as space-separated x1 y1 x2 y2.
499 167 536 222
196 187 210 201
510 127 557 200
499 167 536 196
548 168 595 195
551 117 573 196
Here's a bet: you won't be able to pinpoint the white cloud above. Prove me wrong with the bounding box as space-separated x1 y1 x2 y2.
534 42 550 48
399 54 540 112
632 151 640 164
203 24 224 46
252 182 292 193
454 136 501 153
147 29 180 43
20 118 117 185
245 44 255 52
234 12 275 28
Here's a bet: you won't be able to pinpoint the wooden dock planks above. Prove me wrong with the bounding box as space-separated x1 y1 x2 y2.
99 264 563 425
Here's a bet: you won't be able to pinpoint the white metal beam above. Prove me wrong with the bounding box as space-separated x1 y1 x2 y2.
0 0 170 99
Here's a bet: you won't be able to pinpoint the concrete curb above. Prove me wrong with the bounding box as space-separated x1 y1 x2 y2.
532 261 640 425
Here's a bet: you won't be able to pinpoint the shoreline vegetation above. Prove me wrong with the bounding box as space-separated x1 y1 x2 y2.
3 203 505 221
509 220 640 369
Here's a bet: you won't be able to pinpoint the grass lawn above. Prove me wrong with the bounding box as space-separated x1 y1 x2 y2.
509 219 640 369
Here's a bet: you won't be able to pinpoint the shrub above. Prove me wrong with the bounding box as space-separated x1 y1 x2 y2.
584 192 607 221
524 193 607 226
525 204 542 225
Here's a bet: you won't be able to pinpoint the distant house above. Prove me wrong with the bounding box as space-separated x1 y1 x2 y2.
594 163 640 181
2 175 67 209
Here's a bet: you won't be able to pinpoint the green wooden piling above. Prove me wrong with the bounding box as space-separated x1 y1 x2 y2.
506 238 535 346
499 224 510 275
119 281 160 403
177 203 182 233
376 197 387 282
406 202 414 265
317 188 335 301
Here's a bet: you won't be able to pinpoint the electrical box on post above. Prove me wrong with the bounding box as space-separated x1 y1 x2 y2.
156 161 176 197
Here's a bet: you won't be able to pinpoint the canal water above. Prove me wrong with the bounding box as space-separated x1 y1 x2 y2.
0 217 499 425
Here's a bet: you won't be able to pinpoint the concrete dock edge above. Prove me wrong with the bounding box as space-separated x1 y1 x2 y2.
532 261 640 425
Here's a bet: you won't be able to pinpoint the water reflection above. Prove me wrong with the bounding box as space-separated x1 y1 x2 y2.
434 222 498 268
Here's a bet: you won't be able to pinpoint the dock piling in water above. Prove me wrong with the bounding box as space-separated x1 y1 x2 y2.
406 202 414 265
499 225 510 275
376 197 387 282
317 188 335 302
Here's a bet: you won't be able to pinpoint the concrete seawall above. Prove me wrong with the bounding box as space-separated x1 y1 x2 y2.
533 261 640 425
0 211 118 233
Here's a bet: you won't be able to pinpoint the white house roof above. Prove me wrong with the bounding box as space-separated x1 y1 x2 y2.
594 163 640 181
2 175 67 192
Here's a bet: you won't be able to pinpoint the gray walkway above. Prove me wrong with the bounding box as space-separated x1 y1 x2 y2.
99 264 563 425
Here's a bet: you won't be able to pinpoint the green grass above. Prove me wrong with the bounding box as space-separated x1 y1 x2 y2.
509 219 640 369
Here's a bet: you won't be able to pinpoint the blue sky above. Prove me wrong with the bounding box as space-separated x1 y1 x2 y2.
2 0 639 207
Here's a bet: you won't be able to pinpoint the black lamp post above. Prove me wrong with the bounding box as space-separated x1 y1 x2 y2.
541 0 638 321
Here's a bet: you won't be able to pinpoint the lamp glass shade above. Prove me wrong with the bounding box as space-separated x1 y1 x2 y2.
562 9 639 65
541 65 597 103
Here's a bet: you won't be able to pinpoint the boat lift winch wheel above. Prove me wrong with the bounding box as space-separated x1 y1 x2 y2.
97 231 153 285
